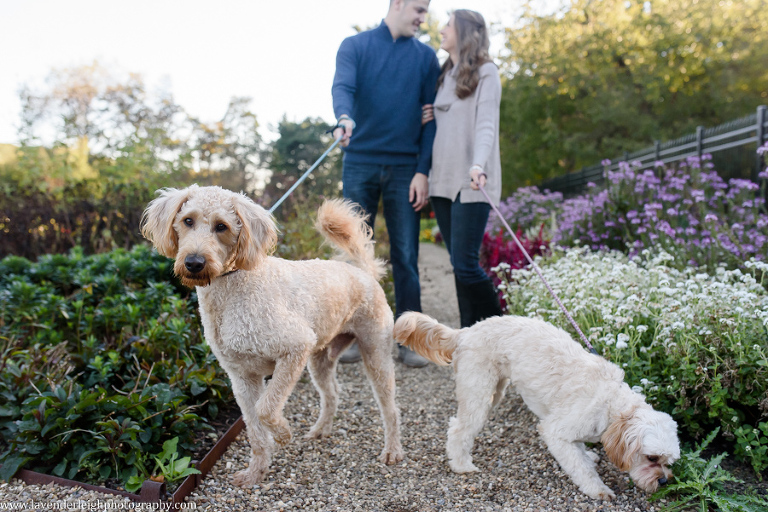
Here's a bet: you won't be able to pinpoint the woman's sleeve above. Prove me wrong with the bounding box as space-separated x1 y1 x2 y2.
472 66 502 169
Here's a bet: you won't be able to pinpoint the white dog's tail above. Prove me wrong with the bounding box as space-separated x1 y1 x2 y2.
393 312 459 366
315 199 386 281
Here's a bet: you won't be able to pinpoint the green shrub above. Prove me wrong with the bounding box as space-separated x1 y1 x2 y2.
0 244 231 485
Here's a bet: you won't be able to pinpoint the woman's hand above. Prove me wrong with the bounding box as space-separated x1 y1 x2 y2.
469 166 486 190
421 104 434 125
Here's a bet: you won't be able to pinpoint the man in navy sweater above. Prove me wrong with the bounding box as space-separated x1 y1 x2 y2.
332 0 440 367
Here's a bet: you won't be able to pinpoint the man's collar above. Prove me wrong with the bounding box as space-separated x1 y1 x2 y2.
377 19 411 42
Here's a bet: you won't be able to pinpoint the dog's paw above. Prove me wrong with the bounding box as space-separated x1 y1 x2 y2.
586 450 600 464
262 417 292 446
379 445 405 465
305 422 333 440
233 467 268 487
272 425 292 446
582 483 615 501
449 460 480 473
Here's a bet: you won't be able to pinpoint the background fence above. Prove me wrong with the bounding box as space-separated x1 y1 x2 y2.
539 105 768 197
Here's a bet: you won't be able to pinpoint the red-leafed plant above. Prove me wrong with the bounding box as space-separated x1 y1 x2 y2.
479 223 551 307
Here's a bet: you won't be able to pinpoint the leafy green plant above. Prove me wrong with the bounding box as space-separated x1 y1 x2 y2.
734 422 768 479
653 428 768 512
125 437 201 493
152 437 201 483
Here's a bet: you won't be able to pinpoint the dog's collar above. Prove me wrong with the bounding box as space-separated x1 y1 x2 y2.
220 269 240 278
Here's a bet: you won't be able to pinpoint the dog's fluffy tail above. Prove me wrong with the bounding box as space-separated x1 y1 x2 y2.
315 199 386 281
393 312 459 366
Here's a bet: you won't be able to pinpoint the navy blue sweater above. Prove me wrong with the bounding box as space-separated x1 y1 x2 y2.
332 22 440 175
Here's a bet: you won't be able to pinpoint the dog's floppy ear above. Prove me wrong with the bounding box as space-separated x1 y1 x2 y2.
231 192 278 270
141 187 194 257
602 408 643 471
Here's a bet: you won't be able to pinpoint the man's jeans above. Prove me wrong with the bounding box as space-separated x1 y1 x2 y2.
430 195 491 284
342 161 421 318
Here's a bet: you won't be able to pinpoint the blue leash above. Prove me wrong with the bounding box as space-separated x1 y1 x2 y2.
268 134 343 214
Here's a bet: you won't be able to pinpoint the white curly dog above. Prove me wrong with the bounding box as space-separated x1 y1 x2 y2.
394 312 680 500
141 185 403 486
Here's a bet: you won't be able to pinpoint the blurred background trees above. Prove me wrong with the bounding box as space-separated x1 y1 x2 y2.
498 0 768 193
2 0 767 256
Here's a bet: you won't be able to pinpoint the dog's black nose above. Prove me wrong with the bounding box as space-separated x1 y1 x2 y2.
658 477 668 486
184 255 206 274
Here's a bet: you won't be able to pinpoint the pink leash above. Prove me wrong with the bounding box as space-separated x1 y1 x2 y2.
475 177 598 355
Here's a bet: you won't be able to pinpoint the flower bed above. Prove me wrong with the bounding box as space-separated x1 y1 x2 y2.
484 148 768 481
488 153 768 274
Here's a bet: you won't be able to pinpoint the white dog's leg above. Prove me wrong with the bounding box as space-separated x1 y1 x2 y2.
584 445 600 464
230 376 274 486
358 329 404 465
491 378 510 409
446 369 497 473
539 423 616 500
305 348 340 439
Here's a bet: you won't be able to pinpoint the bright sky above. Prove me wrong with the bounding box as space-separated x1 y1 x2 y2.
0 0 523 145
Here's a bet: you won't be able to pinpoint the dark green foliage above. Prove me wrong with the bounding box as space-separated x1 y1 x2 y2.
0 245 232 485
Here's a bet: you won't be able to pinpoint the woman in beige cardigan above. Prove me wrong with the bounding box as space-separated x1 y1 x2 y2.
423 9 502 327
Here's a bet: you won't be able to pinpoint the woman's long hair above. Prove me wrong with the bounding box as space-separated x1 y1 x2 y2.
437 9 491 99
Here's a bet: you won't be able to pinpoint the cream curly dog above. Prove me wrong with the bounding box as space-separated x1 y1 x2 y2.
394 312 680 500
141 185 403 486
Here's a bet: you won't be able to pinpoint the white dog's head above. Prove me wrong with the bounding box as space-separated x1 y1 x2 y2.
140 185 278 287
601 406 680 492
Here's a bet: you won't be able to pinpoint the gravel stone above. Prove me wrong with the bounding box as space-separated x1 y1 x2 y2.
2 244 665 510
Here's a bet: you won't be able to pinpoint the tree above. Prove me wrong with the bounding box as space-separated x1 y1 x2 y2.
498 0 768 194
18 62 192 179
262 117 342 209
188 97 265 194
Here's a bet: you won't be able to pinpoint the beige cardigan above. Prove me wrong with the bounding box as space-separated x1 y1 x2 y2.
429 61 502 205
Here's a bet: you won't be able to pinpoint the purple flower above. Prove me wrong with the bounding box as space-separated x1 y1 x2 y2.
601 159 612 166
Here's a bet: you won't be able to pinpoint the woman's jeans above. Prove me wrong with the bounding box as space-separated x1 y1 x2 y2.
343 161 421 318
430 195 491 284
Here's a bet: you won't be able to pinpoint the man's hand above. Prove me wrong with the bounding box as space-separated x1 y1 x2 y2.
333 117 355 147
409 173 429 211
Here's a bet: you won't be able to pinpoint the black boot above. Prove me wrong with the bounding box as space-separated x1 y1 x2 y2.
466 278 503 324
454 276 475 328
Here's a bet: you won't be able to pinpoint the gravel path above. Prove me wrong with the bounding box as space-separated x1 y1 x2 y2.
2 243 669 511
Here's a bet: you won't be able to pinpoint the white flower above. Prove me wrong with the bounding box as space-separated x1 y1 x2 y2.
617 333 630 344
631 386 643 394
616 340 628 349
636 325 648 333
